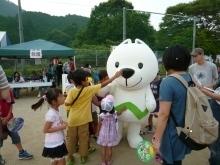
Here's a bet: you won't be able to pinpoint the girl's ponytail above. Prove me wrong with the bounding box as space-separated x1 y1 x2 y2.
31 95 46 111
31 88 62 111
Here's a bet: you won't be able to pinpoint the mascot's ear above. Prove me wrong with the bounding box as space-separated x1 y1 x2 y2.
120 39 132 45
135 39 146 45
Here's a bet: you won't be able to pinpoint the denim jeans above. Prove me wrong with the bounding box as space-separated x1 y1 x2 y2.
208 99 220 165
0 130 21 147
163 160 182 165
13 88 20 98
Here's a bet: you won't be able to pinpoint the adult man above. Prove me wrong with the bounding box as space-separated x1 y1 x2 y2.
189 48 218 88
189 48 219 165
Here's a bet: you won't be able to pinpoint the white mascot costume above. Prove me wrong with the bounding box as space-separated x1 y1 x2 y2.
105 39 158 148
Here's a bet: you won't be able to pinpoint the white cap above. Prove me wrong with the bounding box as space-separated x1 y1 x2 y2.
101 95 114 112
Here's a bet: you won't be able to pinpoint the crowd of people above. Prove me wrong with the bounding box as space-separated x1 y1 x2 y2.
0 46 220 165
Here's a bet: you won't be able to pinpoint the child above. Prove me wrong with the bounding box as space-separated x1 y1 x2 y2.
97 95 125 165
64 72 75 117
65 69 121 165
148 73 161 133
0 89 33 161
31 88 68 165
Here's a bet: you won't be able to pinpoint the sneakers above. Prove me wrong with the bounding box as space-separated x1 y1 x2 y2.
80 156 87 164
155 153 163 164
0 155 6 165
67 160 74 165
139 130 145 135
107 160 112 165
18 150 33 160
88 146 96 154
146 126 154 134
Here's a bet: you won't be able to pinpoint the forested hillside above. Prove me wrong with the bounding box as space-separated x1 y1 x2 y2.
0 0 89 46
0 0 18 17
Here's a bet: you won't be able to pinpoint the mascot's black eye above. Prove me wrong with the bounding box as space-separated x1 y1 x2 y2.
138 63 143 69
115 62 119 68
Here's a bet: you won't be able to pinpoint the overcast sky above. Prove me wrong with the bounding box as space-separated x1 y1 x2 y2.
9 0 194 30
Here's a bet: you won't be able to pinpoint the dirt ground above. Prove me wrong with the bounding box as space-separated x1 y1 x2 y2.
2 95 210 165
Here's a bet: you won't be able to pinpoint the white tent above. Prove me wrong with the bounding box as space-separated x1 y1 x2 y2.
0 31 7 47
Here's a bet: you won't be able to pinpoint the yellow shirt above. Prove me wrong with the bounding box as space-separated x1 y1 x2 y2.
65 84 101 127
64 84 75 112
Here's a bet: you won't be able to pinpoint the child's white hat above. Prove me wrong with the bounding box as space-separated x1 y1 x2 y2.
101 95 114 112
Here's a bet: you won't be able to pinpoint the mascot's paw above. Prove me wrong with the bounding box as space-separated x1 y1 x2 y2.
127 134 143 148
146 101 156 113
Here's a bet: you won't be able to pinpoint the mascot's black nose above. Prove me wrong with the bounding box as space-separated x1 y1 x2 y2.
122 68 134 79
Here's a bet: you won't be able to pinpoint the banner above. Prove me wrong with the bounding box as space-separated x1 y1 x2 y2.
30 49 42 58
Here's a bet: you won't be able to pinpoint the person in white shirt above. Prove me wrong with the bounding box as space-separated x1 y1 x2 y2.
31 88 68 165
12 71 25 99
189 48 218 88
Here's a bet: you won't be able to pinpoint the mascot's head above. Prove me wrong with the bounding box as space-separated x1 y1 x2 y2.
107 39 158 90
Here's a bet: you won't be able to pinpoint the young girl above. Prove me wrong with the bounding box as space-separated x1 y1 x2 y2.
31 88 68 165
97 95 125 165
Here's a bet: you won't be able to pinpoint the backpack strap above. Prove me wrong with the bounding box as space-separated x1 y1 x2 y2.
168 74 189 130
71 87 84 106
169 74 189 88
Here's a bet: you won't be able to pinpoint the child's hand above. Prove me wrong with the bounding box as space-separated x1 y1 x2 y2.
113 70 122 79
152 135 160 153
60 121 68 130
1 117 8 125
117 109 126 115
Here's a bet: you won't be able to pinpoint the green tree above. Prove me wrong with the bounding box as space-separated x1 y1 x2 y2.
74 0 156 48
156 0 220 56
46 29 71 45
0 15 19 43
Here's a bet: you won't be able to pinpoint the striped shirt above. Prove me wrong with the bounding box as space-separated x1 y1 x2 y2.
0 65 9 89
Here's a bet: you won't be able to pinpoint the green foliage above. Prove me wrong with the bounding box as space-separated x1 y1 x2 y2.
1 0 219 58
3 64 43 77
74 0 156 48
74 44 110 67
0 1 89 45
157 0 220 55
0 0 18 17
47 29 71 46
0 15 18 43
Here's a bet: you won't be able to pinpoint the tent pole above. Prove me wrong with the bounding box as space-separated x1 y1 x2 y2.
74 56 76 69
18 0 24 72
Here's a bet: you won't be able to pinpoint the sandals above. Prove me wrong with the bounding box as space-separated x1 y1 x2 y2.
80 156 87 164
107 160 112 165
0 156 6 165
88 146 96 154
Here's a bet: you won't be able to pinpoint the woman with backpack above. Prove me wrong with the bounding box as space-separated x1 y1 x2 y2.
152 45 192 165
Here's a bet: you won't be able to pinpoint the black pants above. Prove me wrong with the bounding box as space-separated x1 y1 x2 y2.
163 160 182 165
